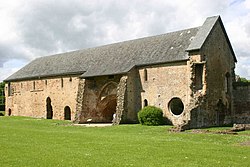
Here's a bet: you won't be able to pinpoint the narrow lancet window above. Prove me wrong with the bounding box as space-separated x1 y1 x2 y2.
144 69 148 82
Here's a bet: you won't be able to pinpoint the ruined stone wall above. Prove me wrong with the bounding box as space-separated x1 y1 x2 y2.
233 84 250 123
136 61 191 126
113 75 128 124
74 79 85 123
79 75 122 123
5 76 79 120
192 20 236 127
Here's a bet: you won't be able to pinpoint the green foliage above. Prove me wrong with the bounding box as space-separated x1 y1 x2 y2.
0 117 249 166
0 82 5 89
0 82 5 105
240 77 250 82
138 106 163 126
0 111 4 116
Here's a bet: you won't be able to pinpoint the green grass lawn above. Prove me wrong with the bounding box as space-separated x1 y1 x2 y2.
0 117 249 167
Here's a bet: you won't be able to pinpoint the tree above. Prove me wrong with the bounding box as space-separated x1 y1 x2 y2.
240 77 250 83
0 82 5 105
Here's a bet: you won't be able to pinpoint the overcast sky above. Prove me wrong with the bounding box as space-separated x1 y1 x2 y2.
0 0 250 82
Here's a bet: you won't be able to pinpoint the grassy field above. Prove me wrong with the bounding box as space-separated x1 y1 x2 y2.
0 117 249 167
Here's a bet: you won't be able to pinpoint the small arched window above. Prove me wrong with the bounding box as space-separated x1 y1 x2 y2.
144 99 148 107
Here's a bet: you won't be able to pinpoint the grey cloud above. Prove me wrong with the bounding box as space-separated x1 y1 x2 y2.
1 0 250 80
0 42 30 67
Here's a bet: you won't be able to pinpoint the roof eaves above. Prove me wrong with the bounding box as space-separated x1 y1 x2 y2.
135 59 189 68
81 71 128 79
4 71 85 82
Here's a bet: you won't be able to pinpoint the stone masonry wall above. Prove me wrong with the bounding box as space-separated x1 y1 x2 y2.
233 84 250 123
5 76 80 120
137 61 191 126
193 20 236 127
113 75 127 125
74 78 86 123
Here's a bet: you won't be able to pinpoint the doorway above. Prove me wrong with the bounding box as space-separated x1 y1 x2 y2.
46 97 53 119
64 106 71 120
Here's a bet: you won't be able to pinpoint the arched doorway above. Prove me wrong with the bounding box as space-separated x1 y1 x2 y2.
8 108 11 116
144 99 148 107
216 99 226 126
46 97 53 119
64 106 71 120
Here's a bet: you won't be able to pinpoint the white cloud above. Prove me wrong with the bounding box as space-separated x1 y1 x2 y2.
0 0 250 81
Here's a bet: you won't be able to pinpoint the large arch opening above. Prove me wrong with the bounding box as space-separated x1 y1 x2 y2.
102 98 117 122
96 82 118 123
64 106 71 120
97 94 117 123
46 97 53 119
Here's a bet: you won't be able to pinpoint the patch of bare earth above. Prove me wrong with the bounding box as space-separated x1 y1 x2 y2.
239 140 250 146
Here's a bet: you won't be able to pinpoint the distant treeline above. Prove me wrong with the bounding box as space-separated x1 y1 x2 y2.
0 82 5 105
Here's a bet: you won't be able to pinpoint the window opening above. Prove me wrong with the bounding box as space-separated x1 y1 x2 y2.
144 69 148 81
8 83 11 96
195 64 203 90
225 73 230 93
33 81 36 90
168 97 184 116
61 78 63 88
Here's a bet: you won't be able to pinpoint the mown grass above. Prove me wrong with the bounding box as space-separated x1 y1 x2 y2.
0 116 249 167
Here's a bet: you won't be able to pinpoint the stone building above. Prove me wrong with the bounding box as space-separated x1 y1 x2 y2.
5 16 241 128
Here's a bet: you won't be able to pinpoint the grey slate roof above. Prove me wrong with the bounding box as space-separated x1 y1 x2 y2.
187 15 237 62
5 15 235 81
5 27 199 81
186 16 219 51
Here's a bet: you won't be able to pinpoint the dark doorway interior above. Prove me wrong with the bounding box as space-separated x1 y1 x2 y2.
102 99 117 122
144 99 148 107
8 108 11 116
46 97 53 119
64 106 71 120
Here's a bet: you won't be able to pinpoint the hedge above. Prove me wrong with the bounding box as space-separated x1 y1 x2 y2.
138 106 163 126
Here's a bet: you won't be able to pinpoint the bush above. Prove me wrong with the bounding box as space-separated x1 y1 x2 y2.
138 106 163 126
0 105 5 111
